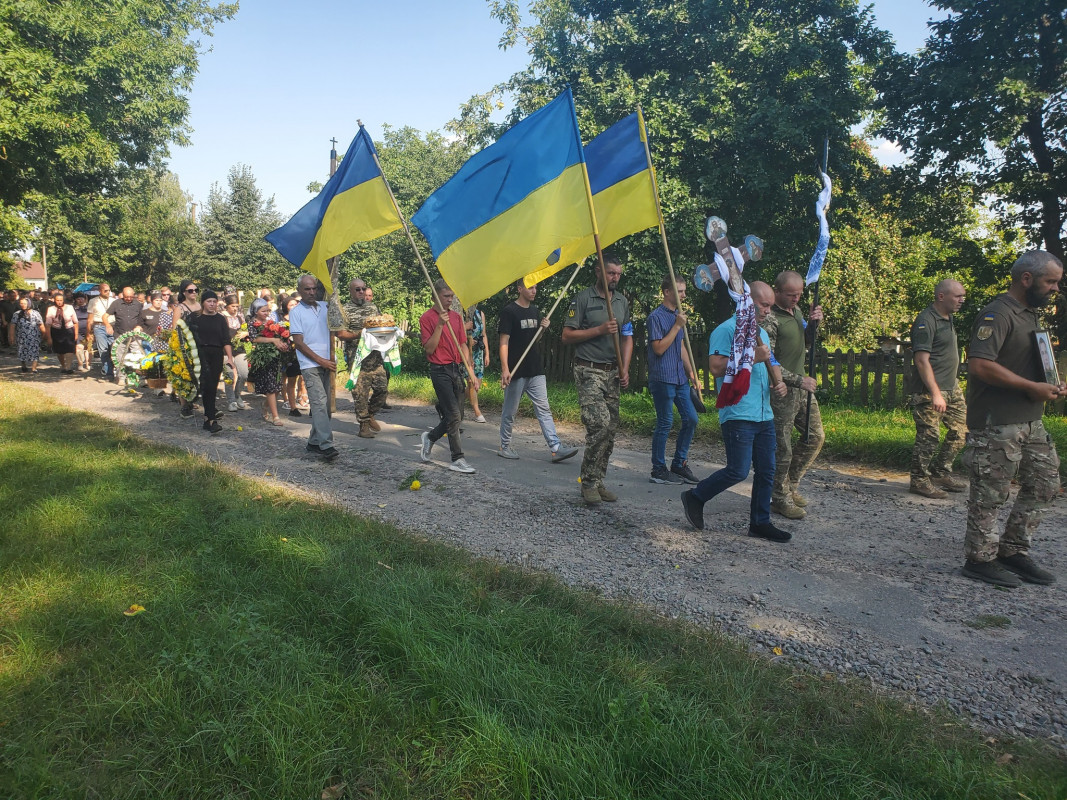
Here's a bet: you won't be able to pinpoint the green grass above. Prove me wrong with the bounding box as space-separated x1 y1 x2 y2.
2 382 1066 798
385 373 1067 476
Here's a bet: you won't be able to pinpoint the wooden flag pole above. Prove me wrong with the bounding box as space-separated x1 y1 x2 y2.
637 105 701 397
362 123 478 387
326 136 340 414
504 260 584 384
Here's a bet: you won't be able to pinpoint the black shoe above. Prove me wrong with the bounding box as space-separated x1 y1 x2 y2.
203 420 222 434
997 553 1055 585
748 522 792 542
670 461 699 484
306 443 321 453
681 490 704 531
650 465 683 485
179 407 194 419
962 558 1022 588
289 408 302 417
318 446 340 461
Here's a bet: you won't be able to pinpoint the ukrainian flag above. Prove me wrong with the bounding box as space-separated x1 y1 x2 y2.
524 110 659 286
411 89 593 308
265 126 402 293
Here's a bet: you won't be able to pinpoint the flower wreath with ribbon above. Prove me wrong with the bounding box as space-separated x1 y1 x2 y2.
164 319 201 401
112 330 155 389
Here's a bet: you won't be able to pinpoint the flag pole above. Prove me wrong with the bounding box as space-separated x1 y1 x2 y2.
505 260 584 384
326 136 340 414
360 121 479 387
637 105 701 399
804 136 830 443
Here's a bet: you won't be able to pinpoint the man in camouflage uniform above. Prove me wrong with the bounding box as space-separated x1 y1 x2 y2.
961 250 1065 588
759 270 824 520
562 255 633 505
337 277 389 439
907 279 968 498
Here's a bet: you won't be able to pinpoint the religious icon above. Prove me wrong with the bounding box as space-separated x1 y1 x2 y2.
1034 330 1060 385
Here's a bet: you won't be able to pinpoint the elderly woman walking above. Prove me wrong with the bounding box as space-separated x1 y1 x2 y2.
10 296 46 374
44 290 78 374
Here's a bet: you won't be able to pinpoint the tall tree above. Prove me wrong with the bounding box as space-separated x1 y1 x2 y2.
0 0 236 207
876 0 1067 332
200 164 296 291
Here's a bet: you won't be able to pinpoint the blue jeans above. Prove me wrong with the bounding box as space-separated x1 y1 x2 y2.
692 419 776 526
500 374 561 452
649 379 698 469
92 324 114 378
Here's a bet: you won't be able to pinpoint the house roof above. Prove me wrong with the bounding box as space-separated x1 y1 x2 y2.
15 260 46 281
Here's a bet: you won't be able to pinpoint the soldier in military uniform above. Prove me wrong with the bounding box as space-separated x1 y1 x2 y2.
907 279 968 498
562 255 633 505
759 270 824 520
336 277 389 439
961 251 1065 588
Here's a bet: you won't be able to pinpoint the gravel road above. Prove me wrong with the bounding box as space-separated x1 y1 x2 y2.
11 357 1067 748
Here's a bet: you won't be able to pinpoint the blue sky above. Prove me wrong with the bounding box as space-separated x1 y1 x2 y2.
166 0 941 218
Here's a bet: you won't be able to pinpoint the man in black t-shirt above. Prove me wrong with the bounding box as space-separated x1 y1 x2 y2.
497 278 578 463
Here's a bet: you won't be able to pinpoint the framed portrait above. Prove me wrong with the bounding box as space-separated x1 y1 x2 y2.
1034 329 1060 385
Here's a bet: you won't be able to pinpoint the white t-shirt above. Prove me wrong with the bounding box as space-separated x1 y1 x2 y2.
288 300 330 370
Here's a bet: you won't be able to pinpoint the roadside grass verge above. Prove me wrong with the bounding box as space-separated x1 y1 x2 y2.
2 382 1065 798
386 373 1067 475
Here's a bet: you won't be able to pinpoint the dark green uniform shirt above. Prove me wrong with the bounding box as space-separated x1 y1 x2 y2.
906 304 959 394
965 292 1045 429
760 304 807 385
564 286 631 364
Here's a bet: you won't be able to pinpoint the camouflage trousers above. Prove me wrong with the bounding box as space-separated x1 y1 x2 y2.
352 361 388 423
770 386 824 502
575 364 620 487
909 388 967 482
964 420 1061 562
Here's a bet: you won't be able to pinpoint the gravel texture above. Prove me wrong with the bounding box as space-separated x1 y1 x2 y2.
12 357 1067 748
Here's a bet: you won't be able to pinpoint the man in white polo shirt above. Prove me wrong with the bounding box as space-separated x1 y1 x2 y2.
289 274 338 461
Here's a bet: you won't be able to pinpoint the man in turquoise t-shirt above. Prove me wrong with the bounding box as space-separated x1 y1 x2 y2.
681 282 791 542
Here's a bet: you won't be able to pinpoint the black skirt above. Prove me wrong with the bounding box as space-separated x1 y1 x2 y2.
50 325 76 354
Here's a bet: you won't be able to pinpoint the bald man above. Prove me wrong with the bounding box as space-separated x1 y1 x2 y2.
681 282 792 543
907 278 968 498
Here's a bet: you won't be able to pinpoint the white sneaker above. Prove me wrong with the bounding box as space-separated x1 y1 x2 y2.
420 431 434 462
474 414 487 423
228 402 239 412
236 400 249 409
449 457 476 473
498 446 520 460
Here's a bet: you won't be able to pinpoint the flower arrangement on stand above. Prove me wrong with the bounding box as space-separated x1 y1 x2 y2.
164 320 200 401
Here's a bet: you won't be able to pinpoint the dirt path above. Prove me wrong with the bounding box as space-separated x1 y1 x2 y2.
9 357 1067 746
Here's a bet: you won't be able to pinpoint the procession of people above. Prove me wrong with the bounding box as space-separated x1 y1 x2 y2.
3 250 1064 590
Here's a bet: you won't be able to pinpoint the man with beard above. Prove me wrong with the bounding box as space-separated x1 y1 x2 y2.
961 251 1065 588
337 277 388 438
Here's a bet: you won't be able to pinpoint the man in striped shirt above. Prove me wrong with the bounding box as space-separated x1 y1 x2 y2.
647 276 699 485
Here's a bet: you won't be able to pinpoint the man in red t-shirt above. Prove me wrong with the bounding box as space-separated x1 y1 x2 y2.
419 279 479 473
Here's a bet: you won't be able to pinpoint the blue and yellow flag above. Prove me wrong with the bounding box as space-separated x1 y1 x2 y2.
411 89 593 308
524 110 659 286
265 126 402 293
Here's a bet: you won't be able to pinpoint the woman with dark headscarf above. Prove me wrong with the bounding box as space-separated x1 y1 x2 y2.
10 296 46 373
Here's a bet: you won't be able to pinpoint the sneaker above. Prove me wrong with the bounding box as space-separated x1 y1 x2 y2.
289 409 302 418
420 431 434 462
318 446 340 462
203 420 222 434
932 473 967 493
681 490 704 530
962 559 1022 588
179 406 194 419
749 522 792 542
551 444 579 463
670 462 699 484
227 401 238 412
449 457 476 473
597 485 618 502
474 414 487 423
770 499 806 520
998 553 1055 585
282 401 292 410
498 446 520 460
650 465 684 485
236 400 250 410
909 479 948 499
581 482 602 505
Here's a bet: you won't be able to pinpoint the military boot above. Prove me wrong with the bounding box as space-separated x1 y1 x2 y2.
368 416 382 432
771 498 806 520
910 478 948 499
932 473 967 493
581 482 602 505
358 421 376 439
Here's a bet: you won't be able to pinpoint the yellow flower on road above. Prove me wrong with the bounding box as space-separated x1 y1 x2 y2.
410 480 421 491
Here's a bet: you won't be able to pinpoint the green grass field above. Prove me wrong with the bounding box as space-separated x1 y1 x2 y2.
386 373 1067 476
2 381 1065 798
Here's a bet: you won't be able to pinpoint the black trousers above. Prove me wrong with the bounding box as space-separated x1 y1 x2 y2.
428 363 464 461
200 347 224 421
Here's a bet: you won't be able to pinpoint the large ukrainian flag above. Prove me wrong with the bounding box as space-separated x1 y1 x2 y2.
265 126 401 293
411 89 593 308
524 110 659 286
